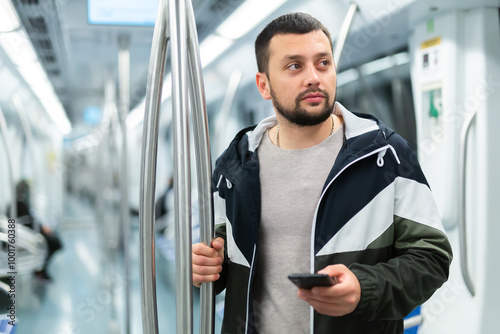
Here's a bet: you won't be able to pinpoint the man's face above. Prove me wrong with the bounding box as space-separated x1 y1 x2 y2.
256 30 337 126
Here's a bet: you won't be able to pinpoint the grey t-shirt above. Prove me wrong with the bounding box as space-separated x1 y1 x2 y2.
253 123 344 333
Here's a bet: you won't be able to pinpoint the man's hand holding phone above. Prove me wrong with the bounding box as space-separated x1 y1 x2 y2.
294 264 361 317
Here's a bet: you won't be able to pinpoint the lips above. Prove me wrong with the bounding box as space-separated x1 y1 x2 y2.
303 93 324 99
295 88 329 105
302 93 325 103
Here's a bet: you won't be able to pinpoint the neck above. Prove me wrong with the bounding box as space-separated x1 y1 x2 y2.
274 113 339 150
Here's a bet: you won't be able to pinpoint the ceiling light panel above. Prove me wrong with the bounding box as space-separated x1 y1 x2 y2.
216 0 288 40
0 0 21 32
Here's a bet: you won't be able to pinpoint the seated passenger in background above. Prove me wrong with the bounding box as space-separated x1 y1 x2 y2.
192 12 452 334
7 180 63 281
130 177 173 234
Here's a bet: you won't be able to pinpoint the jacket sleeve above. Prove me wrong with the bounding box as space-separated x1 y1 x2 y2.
349 141 453 320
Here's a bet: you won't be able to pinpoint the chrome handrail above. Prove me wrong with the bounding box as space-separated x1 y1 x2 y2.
333 2 359 70
458 110 477 297
139 0 169 332
169 0 194 332
118 34 132 334
186 0 215 332
215 70 242 157
141 0 216 332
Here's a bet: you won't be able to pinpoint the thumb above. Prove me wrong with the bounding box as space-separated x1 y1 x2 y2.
318 264 347 280
211 237 224 250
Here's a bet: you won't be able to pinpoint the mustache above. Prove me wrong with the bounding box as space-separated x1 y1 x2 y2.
296 87 330 102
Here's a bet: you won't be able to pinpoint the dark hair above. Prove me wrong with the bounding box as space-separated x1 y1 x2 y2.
255 12 333 74
16 179 30 200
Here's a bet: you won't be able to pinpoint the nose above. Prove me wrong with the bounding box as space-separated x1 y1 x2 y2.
304 65 320 87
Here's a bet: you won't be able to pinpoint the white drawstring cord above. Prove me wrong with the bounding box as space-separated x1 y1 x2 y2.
376 145 401 167
377 149 386 167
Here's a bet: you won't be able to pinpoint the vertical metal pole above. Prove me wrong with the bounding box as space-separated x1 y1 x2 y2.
0 106 16 218
139 0 169 332
118 34 131 334
102 78 120 249
169 0 193 332
333 2 358 70
215 70 242 157
186 0 215 333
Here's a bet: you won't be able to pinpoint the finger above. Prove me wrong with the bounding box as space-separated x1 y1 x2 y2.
306 287 359 312
192 263 222 276
307 299 348 317
192 253 222 266
192 243 219 257
297 288 314 301
316 271 359 298
306 290 344 304
311 285 336 297
193 273 220 286
211 238 225 261
297 290 346 316
211 237 224 251
298 286 340 303
317 264 346 280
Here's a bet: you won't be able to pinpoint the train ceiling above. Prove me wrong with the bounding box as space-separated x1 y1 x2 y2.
6 0 500 133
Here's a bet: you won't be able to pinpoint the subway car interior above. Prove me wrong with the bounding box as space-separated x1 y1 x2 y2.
0 0 499 333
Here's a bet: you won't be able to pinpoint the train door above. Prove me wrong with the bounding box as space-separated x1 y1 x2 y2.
410 6 500 334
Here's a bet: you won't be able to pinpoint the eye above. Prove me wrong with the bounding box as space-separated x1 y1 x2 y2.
287 63 300 71
318 59 330 67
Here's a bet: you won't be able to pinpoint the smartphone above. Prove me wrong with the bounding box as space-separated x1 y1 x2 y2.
288 273 336 289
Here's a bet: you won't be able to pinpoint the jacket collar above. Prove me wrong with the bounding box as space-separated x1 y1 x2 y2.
246 102 381 153
336 103 380 140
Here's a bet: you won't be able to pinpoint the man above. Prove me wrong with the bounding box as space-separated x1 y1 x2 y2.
192 12 452 334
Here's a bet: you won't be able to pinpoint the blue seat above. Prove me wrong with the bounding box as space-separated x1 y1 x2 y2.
404 305 421 334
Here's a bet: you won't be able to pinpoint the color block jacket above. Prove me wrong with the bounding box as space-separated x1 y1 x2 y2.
212 103 452 334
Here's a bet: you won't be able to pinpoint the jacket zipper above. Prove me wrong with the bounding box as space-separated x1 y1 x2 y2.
246 244 257 334
308 144 400 333
218 172 255 334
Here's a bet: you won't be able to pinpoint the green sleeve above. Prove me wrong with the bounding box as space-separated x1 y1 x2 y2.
350 218 452 320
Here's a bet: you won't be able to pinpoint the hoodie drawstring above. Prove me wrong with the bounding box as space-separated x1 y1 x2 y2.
377 150 386 167
376 145 401 167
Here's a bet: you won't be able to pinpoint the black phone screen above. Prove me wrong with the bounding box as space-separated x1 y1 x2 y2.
288 273 335 289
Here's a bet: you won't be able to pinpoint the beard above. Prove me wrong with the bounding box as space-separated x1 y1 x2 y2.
270 85 336 126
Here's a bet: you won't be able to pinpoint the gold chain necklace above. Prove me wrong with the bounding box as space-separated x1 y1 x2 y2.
276 114 335 148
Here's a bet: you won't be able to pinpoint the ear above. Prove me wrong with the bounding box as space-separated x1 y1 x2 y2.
256 72 271 100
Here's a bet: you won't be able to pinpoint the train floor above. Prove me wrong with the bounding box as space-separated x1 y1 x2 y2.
15 195 221 334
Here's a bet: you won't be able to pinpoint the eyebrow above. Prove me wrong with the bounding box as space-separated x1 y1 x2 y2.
279 52 333 65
